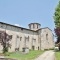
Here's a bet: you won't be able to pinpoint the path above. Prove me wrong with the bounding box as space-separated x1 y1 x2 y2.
35 50 55 60
0 56 4 58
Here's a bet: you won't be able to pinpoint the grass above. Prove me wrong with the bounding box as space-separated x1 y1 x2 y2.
55 51 60 60
5 50 44 60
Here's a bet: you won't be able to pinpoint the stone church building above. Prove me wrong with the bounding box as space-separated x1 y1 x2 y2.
0 22 54 52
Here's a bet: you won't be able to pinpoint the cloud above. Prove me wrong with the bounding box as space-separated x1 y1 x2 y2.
14 24 20 26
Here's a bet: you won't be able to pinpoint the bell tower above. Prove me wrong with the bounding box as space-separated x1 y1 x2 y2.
28 23 41 31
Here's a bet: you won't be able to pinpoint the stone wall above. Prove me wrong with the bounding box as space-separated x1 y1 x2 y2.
0 23 39 52
0 22 54 52
40 28 54 50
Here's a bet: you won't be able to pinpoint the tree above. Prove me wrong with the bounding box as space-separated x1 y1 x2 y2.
54 1 60 50
0 31 12 53
54 1 60 27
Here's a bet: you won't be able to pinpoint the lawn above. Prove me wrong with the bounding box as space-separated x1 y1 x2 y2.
5 50 44 60
55 51 60 60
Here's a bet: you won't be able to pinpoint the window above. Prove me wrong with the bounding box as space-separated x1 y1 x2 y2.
32 38 36 45
20 37 22 41
24 36 29 47
25 36 29 42
32 46 35 50
46 34 48 40
29 25 31 29
33 24 35 28
38 46 39 50
17 35 19 38
15 35 20 50
37 25 38 28
15 48 19 51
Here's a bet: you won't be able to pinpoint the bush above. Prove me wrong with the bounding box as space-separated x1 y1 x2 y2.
48 48 54 50
4 52 10 56
44 49 49 51
54 47 59 52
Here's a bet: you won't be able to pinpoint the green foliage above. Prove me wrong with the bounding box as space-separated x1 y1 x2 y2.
53 1 60 27
54 1 60 44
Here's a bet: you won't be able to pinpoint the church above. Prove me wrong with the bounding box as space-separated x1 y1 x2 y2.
0 22 54 52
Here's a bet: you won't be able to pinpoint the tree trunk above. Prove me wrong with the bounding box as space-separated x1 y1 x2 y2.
3 43 6 53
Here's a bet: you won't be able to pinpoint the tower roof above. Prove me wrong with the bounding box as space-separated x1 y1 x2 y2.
28 23 41 26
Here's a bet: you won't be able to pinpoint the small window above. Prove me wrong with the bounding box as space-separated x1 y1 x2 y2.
29 25 31 29
37 25 38 28
17 35 19 38
25 36 29 42
38 47 39 50
15 48 19 51
33 24 35 28
46 34 48 40
20 37 22 41
32 46 35 50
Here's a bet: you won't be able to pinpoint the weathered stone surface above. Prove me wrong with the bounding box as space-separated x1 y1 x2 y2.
0 22 54 52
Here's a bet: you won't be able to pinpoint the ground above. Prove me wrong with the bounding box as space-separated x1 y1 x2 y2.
35 50 55 60
0 50 58 60
5 50 44 60
55 51 60 60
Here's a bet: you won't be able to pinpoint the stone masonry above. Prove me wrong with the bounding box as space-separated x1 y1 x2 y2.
0 22 54 52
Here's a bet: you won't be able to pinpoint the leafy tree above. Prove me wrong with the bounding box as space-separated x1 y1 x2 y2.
0 31 12 53
54 1 60 50
54 1 60 27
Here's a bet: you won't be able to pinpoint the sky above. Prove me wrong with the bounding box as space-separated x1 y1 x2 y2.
0 0 59 33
